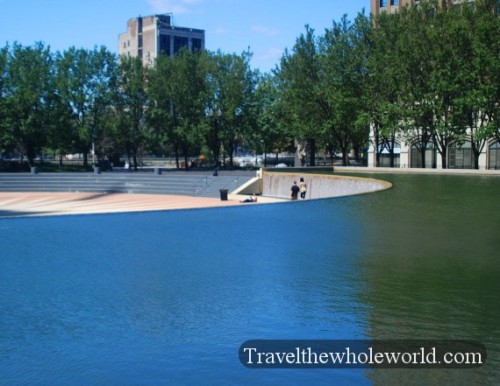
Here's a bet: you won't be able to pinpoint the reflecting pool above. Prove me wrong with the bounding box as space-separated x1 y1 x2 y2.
1 173 499 385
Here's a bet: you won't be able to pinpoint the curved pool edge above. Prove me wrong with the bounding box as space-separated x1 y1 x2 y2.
261 171 392 200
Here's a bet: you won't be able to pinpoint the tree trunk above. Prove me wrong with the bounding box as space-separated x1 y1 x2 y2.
133 151 138 171
440 149 447 169
308 138 316 167
473 151 480 170
341 145 349 166
175 152 180 169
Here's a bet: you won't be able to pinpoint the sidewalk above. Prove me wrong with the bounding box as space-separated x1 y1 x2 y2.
0 192 287 219
334 166 500 176
0 192 239 218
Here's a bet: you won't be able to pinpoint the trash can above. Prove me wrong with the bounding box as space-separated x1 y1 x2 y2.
30 166 38 174
213 169 218 176
154 167 162 175
94 166 101 174
219 189 228 201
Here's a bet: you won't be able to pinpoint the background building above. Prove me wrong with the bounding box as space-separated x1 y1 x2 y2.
372 0 500 17
118 14 205 66
367 0 499 169
371 0 414 17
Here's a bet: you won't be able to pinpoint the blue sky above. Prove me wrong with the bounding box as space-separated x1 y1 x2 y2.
0 0 369 72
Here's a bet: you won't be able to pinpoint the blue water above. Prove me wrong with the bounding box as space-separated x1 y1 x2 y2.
1 174 499 385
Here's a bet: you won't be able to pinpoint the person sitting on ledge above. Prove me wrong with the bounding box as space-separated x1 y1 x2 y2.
240 193 257 203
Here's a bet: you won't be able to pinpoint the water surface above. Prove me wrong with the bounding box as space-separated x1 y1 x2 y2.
1 173 499 385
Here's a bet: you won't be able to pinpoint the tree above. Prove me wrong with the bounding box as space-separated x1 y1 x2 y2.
252 73 294 166
147 54 175 162
368 9 406 167
208 50 255 167
170 48 208 168
114 56 148 170
148 49 207 169
4 42 53 165
321 13 371 166
55 46 117 167
0 45 9 155
277 26 326 166
455 0 500 169
396 2 438 168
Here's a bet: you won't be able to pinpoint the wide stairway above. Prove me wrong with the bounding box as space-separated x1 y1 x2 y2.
0 171 253 198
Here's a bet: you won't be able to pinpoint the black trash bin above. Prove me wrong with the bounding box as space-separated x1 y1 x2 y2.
219 189 228 201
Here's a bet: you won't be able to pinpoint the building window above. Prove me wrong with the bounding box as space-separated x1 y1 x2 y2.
391 0 399 5
174 36 189 55
380 0 387 7
159 35 171 56
488 141 500 170
410 142 436 168
378 143 401 168
449 141 473 169
191 38 202 53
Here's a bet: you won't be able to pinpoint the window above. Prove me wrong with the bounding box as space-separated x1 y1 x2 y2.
380 0 387 7
391 0 399 5
488 142 500 170
410 142 436 169
159 35 171 56
174 36 189 55
191 38 202 53
449 142 473 169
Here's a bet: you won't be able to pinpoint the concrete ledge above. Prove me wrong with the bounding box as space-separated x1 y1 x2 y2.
334 166 500 176
262 171 391 200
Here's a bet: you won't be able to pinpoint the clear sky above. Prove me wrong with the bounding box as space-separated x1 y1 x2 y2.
0 0 369 72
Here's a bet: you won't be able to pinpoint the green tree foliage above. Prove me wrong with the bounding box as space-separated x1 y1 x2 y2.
454 0 500 168
278 26 325 166
113 56 148 170
1 2 497 170
207 50 255 167
0 46 9 154
147 53 176 161
367 8 406 167
148 49 208 169
3 42 53 165
321 13 371 166
252 72 294 166
55 46 116 167
277 13 371 167
369 0 499 169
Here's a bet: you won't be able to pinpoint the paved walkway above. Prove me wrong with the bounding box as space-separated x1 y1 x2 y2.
0 192 286 218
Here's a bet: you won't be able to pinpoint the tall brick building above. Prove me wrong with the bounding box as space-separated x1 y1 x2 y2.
118 14 205 66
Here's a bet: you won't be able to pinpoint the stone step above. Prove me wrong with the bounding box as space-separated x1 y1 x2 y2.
0 173 252 197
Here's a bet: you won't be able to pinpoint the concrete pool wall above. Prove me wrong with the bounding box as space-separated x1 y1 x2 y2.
260 171 392 199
